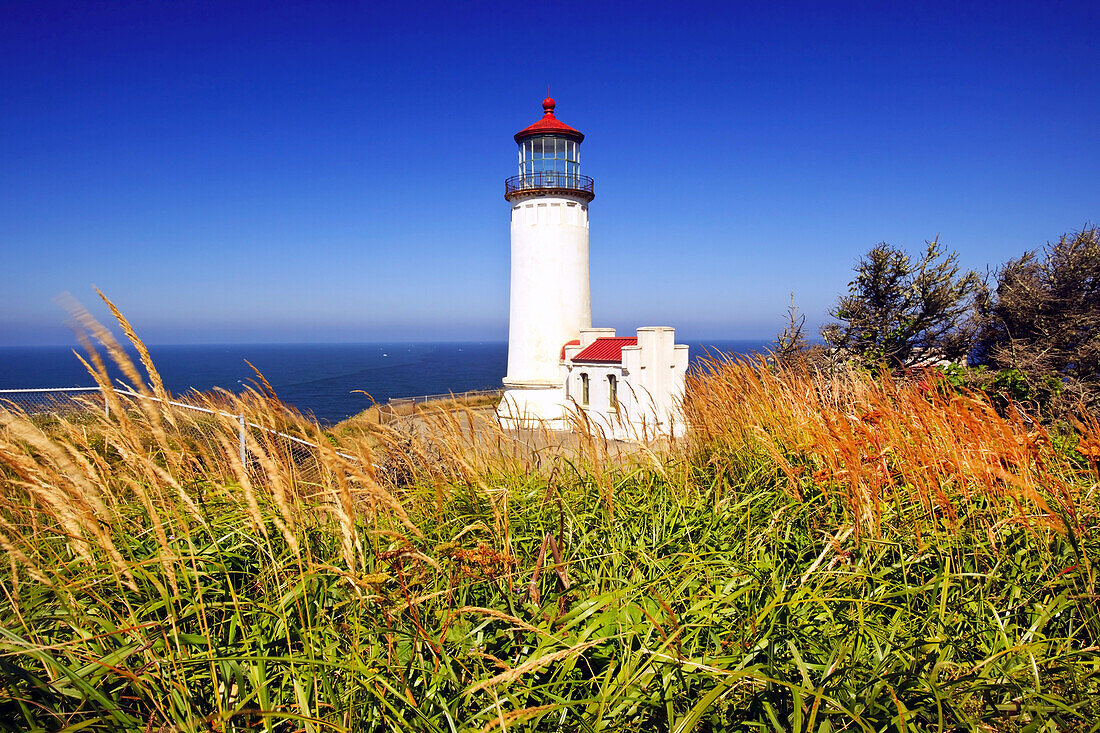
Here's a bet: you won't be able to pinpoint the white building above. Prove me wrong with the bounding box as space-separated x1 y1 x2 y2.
563 327 689 440
497 99 688 439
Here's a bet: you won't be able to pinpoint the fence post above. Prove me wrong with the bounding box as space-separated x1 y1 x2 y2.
239 414 247 466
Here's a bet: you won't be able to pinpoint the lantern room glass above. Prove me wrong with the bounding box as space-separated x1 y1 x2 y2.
518 135 580 188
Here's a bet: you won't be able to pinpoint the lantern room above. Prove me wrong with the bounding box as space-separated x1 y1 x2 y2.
505 98 594 202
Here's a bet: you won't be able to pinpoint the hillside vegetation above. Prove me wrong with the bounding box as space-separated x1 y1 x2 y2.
818 225 1100 418
1 306 1099 731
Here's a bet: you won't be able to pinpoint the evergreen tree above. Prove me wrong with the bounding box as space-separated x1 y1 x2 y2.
824 238 981 370
975 226 1100 410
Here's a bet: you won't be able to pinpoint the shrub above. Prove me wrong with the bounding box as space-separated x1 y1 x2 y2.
975 225 1100 413
824 238 982 370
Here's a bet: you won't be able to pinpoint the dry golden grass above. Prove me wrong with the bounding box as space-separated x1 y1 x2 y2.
415 392 501 414
1 299 1098 730
686 352 1095 536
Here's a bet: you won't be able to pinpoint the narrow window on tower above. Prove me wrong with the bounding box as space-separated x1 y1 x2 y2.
535 137 549 185
580 373 589 406
608 374 618 411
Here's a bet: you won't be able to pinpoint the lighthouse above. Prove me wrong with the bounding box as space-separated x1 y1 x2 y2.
496 98 689 438
498 98 595 429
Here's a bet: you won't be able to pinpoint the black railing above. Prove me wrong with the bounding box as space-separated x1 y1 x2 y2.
505 172 594 200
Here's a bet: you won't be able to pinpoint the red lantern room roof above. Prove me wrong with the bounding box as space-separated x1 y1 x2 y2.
514 98 585 144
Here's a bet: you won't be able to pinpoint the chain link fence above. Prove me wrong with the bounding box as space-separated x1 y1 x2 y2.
0 387 108 417
0 386 350 483
2 385 504 482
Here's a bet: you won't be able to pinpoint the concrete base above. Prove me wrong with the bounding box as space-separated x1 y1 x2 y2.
496 386 569 431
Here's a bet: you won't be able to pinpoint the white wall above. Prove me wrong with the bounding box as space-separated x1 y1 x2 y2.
503 195 591 387
497 385 569 431
564 326 689 440
498 193 591 429
620 327 689 439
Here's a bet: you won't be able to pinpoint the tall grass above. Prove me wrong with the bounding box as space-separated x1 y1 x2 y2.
1 309 1099 730
686 354 1095 538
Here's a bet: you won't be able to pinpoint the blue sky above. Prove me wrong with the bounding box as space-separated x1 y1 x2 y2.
1 0 1097 346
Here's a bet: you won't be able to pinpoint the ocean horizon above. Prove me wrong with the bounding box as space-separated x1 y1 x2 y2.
0 339 769 424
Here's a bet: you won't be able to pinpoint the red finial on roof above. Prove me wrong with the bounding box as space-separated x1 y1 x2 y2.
515 97 584 143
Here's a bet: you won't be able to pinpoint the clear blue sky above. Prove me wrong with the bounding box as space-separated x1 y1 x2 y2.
2 0 1097 346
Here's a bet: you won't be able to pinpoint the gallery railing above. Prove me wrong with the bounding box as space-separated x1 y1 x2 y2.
505 172 594 200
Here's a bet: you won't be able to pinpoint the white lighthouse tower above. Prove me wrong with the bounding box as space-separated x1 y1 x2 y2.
497 98 594 429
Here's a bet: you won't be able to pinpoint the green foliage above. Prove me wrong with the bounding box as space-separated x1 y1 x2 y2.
989 367 1033 402
2 457 1099 730
824 238 982 370
935 363 1067 416
935 362 970 392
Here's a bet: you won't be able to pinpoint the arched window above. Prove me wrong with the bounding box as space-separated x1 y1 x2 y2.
608 374 618 410
580 373 589 406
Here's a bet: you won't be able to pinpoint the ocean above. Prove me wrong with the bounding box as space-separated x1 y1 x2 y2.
0 340 766 424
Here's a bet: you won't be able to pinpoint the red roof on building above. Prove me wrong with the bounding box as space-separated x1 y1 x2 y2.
572 337 638 364
514 98 585 143
560 339 580 361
